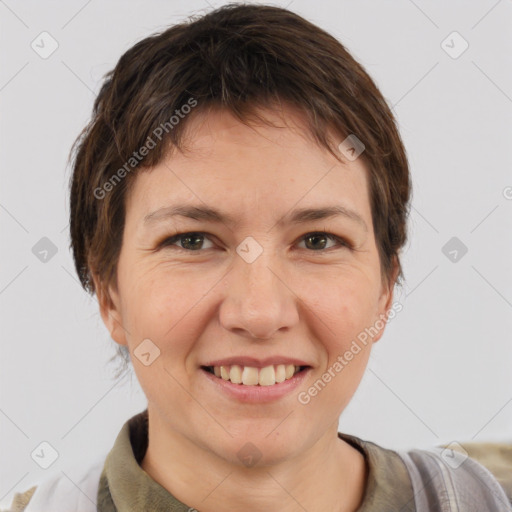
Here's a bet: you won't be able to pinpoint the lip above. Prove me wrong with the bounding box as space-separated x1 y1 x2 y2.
202 356 311 368
200 366 312 403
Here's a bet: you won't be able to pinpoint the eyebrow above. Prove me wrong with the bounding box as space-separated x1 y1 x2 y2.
143 204 368 232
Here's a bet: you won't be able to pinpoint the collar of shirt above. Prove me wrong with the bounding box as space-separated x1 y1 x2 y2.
96 409 416 512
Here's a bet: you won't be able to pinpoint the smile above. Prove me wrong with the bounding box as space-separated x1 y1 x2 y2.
202 364 308 386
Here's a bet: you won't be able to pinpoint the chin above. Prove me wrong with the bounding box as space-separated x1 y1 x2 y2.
209 433 300 469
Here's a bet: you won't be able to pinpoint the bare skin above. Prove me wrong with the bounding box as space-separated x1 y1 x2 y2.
95 103 397 512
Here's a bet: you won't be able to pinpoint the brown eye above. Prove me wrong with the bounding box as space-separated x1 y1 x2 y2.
161 232 214 251
298 232 351 251
159 231 351 253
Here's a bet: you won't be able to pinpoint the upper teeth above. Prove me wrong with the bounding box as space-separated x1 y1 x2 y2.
212 364 300 386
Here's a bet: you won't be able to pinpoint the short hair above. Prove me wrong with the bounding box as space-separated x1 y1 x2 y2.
69 3 411 305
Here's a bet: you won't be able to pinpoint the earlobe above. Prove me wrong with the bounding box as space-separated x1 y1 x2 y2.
91 274 128 347
372 290 394 344
382 257 399 309
382 279 396 315
373 258 399 343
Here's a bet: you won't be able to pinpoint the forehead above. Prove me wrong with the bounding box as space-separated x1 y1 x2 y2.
125 106 372 231
177 105 342 165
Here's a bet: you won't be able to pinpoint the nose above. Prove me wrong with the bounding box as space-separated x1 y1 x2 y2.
218 247 300 340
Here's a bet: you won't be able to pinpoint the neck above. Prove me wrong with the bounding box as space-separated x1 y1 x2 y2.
140 410 368 512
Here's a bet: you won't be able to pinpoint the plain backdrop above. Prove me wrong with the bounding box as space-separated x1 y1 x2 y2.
1 0 512 505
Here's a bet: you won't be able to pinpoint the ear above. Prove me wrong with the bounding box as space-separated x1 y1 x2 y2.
372 257 400 344
92 273 128 347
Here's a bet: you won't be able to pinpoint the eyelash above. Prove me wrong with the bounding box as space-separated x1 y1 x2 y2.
158 231 353 253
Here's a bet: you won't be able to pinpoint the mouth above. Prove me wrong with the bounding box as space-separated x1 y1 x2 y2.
200 364 310 386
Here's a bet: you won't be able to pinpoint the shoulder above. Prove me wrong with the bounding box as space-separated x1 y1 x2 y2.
439 440 512 505
342 433 512 511
0 456 105 512
396 441 512 511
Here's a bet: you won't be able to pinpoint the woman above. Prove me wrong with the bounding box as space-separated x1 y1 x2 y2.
4 4 511 511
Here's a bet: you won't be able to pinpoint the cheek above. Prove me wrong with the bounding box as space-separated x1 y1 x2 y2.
123 270 205 401
121 266 210 348
299 272 378 399
301 271 379 339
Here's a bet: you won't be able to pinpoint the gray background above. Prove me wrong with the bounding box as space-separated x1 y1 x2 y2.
1 0 511 505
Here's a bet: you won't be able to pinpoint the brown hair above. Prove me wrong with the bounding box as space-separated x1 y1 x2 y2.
69 2 411 310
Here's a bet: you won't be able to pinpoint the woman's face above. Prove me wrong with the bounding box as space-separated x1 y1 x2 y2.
97 105 397 466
